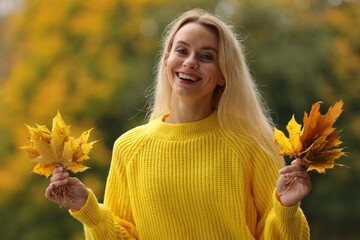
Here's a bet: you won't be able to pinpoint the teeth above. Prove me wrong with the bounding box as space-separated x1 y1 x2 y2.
178 73 199 82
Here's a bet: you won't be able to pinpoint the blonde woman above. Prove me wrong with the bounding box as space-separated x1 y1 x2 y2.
46 9 312 239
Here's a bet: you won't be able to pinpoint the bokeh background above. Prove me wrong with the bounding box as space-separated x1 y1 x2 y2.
0 0 359 239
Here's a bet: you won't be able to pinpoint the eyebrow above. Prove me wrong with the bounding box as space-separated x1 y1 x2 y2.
175 40 218 53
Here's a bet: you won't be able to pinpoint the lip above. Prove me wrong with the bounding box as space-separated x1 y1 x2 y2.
176 72 202 82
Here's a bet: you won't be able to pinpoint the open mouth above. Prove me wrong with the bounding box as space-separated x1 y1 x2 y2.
177 72 201 82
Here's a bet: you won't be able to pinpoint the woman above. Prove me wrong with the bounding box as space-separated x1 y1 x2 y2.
46 9 311 239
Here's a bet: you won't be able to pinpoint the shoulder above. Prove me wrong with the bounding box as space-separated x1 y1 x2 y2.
112 116 164 157
109 116 168 166
113 123 149 153
219 126 282 169
218 125 258 155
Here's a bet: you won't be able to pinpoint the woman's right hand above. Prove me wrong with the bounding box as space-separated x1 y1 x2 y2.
45 166 89 211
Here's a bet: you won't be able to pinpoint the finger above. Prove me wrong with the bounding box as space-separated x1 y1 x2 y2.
52 166 64 175
49 178 68 189
45 183 62 203
45 183 55 199
291 158 309 169
282 170 309 180
50 171 69 183
279 164 305 174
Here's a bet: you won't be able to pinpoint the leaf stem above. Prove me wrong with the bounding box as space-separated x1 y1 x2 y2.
278 177 295 197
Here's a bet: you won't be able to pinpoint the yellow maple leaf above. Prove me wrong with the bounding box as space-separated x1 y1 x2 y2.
274 115 302 158
21 112 97 177
274 100 346 174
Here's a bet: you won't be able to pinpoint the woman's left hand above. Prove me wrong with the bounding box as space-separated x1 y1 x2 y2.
276 158 312 206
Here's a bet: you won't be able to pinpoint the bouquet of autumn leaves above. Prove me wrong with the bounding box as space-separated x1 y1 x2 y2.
274 100 346 174
21 112 97 205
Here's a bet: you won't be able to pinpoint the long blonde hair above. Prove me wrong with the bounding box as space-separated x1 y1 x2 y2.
147 9 279 158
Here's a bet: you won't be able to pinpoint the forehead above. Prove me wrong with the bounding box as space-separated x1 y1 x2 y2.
172 22 219 49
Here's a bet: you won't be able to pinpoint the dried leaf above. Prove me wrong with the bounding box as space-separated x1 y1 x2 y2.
274 100 346 173
21 111 97 177
307 163 335 174
274 115 302 158
32 163 57 178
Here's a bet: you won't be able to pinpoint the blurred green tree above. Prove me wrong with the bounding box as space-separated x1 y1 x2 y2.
234 1 360 239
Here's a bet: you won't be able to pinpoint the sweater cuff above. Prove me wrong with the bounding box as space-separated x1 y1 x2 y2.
273 189 301 223
69 189 101 226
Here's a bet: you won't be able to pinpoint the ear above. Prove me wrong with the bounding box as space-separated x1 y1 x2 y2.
218 77 226 86
164 52 169 67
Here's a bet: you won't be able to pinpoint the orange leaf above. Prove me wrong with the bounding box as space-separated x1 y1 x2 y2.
301 100 343 150
274 100 346 174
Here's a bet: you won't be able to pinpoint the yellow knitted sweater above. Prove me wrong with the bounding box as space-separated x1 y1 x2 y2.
71 112 310 239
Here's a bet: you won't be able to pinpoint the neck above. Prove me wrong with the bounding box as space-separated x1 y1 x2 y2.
165 100 213 123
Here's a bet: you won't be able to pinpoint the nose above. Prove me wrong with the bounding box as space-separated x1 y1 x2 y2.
183 55 198 70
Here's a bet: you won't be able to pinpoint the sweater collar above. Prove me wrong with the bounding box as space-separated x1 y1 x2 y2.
148 111 220 140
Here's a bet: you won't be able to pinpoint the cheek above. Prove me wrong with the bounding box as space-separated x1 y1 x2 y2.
166 54 176 68
205 66 223 82
167 51 184 66
164 56 179 77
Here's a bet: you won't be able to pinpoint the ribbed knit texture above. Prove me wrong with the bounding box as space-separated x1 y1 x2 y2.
71 112 310 239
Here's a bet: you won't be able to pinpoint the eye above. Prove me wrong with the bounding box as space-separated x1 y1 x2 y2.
200 54 213 61
176 48 187 55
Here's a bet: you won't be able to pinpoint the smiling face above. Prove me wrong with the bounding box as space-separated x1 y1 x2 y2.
164 22 224 108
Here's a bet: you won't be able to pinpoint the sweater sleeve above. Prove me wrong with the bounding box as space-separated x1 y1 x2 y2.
69 137 139 240
251 146 310 240
263 190 310 239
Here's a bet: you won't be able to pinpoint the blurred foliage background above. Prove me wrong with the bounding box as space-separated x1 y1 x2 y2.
0 0 359 239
